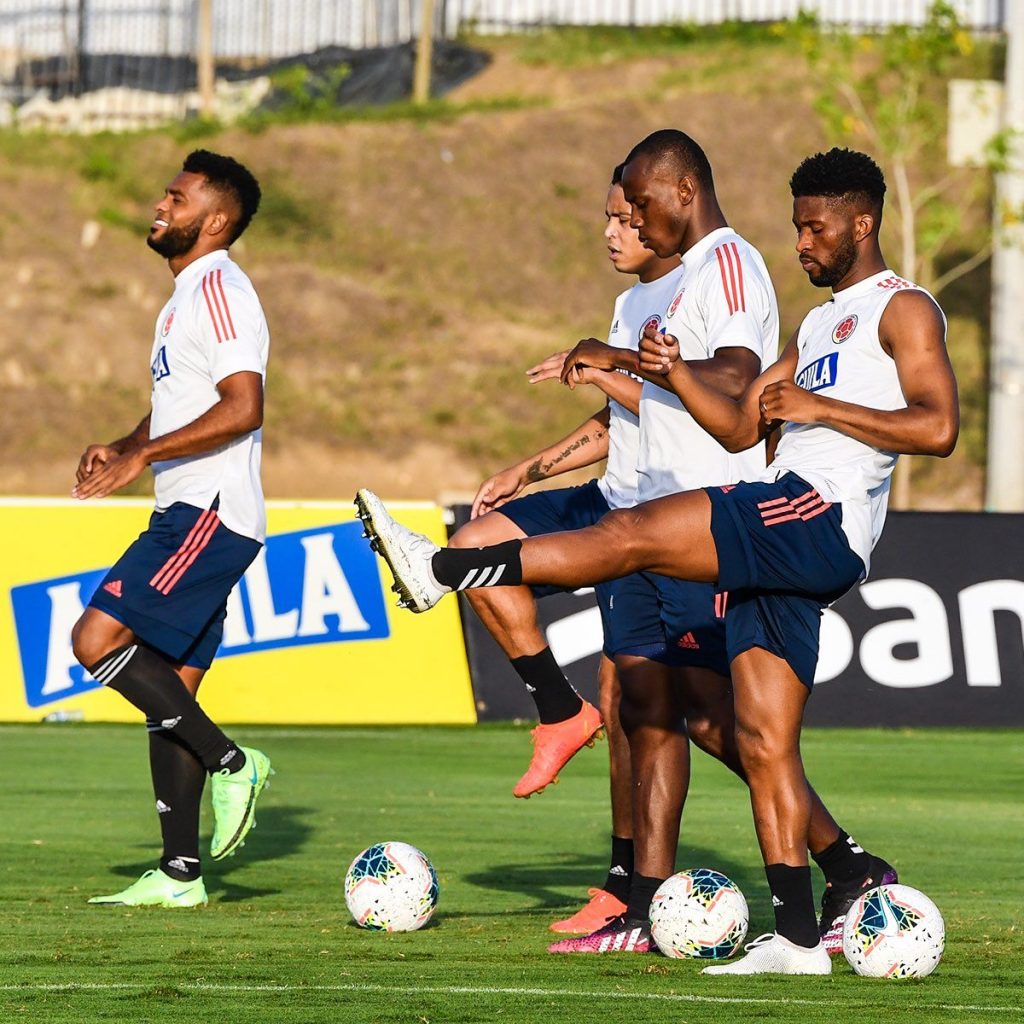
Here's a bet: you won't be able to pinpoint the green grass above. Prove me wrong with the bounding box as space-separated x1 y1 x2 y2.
0 725 1020 1023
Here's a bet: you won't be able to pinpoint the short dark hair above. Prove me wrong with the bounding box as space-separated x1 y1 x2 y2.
789 148 886 212
183 149 261 243
623 129 714 189
610 162 625 186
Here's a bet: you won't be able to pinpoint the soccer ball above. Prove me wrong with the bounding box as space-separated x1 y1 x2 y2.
842 884 945 978
344 841 439 932
649 868 749 959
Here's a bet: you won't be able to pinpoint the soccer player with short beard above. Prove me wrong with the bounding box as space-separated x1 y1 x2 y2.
72 150 273 908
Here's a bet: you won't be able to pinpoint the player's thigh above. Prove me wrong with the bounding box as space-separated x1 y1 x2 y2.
603 490 718 581
450 510 527 548
71 607 135 666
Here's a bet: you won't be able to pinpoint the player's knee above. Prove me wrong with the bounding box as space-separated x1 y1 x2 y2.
71 616 104 668
595 508 648 568
71 612 130 669
735 719 792 777
449 513 518 550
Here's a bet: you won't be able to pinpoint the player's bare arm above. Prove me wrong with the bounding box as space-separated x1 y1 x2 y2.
72 371 263 500
76 414 152 483
760 291 958 457
565 331 761 403
471 407 610 519
527 346 643 414
641 327 800 452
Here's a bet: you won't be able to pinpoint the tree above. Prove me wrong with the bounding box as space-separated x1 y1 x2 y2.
790 3 995 506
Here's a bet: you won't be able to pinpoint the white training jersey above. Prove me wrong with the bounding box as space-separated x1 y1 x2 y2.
636 227 778 502
765 270 945 574
149 249 270 542
597 264 686 510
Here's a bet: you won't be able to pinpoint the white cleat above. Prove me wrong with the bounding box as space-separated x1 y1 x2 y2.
701 933 832 976
354 489 450 613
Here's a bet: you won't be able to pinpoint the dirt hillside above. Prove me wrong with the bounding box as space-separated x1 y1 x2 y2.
0 32 989 507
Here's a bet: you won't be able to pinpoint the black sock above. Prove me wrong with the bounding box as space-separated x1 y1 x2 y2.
161 855 202 882
510 647 582 724
765 864 820 948
148 719 205 879
811 830 871 886
432 540 523 590
603 835 634 902
625 873 665 923
91 643 242 774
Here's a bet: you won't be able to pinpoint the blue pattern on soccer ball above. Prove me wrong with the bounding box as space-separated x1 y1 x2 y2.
688 868 733 909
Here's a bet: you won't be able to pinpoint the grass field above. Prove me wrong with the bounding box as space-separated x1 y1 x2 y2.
0 724 1020 1023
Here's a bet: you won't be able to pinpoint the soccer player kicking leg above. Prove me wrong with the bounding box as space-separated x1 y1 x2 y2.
357 148 958 972
70 150 275 907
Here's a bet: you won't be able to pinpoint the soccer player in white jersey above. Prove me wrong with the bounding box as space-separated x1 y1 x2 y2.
546 131 893 957
70 150 273 908
357 147 958 974
450 164 683 933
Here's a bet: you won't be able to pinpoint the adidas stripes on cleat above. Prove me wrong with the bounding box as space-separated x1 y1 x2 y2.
548 915 653 954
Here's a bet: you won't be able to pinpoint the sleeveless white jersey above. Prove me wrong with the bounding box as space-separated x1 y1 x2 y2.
636 227 778 502
149 249 270 542
597 265 686 510
765 270 945 574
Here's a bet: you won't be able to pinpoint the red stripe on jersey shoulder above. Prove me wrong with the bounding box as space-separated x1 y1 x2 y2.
215 268 237 339
201 273 224 343
729 241 746 311
714 246 735 315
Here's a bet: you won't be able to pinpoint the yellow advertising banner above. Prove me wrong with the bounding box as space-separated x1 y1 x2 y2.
0 499 476 724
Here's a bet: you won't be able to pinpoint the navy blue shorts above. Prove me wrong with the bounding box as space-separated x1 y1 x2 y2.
498 481 663 657
603 571 729 674
706 472 865 688
89 502 262 669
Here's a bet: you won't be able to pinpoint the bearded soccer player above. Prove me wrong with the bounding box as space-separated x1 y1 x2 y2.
357 147 958 974
71 150 272 908
450 163 683 933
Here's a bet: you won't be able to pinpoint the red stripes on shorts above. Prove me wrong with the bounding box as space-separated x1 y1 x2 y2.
714 592 729 619
149 509 221 594
757 488 832 527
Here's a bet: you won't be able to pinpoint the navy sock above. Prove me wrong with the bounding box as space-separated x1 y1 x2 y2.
510 647 582 724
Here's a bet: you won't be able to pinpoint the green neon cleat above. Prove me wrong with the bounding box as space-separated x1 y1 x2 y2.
209 746 273 861
88 868 207 908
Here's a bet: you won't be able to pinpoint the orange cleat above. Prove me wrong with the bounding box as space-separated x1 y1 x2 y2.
549 888 628 934
513 700 603 799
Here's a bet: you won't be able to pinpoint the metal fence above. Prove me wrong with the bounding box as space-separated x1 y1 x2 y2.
0 0 1008 132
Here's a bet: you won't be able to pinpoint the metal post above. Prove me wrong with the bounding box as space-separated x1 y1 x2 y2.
985 0 1024 510
413 0 437 105
197 0 215 119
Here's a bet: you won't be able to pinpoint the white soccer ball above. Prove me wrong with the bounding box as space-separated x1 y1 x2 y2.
344 841 439 932
842 883 945 978
649 868 749 959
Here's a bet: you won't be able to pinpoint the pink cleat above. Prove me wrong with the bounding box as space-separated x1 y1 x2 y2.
548 915 654 954
513 700 603 799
